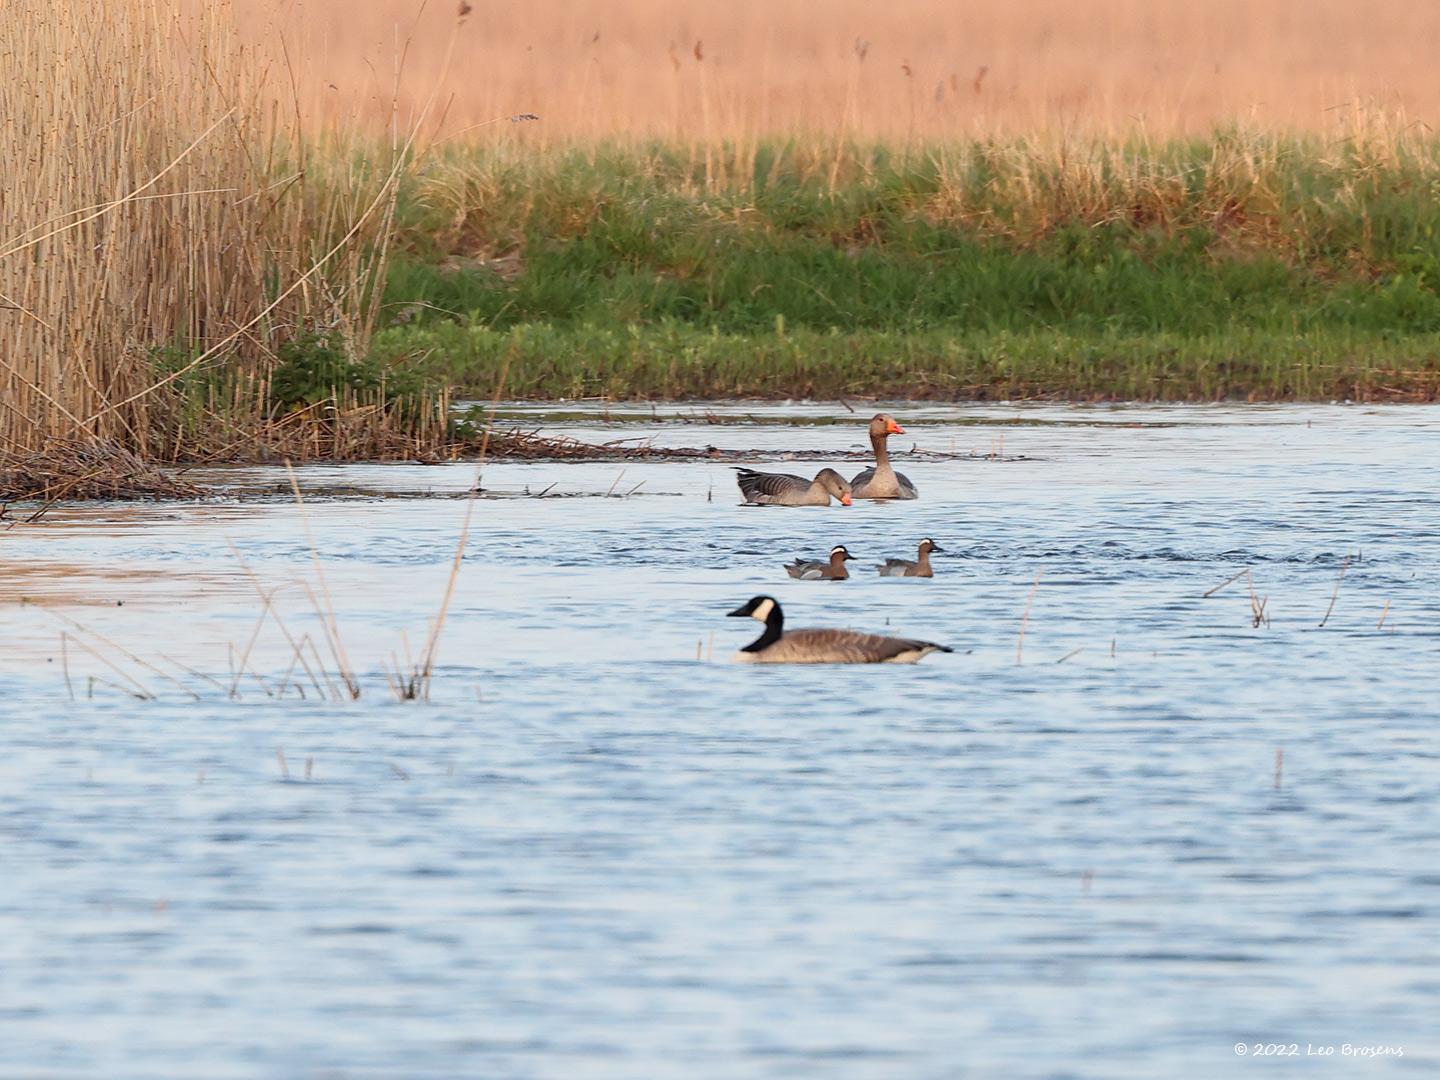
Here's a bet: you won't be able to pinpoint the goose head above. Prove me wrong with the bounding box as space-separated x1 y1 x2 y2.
729 595 781 623
815 468 853 506
870 413 905 438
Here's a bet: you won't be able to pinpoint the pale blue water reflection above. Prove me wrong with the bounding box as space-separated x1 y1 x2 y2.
1 403 1436 1078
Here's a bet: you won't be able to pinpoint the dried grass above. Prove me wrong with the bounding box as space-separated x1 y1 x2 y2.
0 439 201 507
237 0 1440 140
0 0 443 470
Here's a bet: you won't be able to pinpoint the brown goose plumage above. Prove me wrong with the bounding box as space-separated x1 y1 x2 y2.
735 467 853 506
877 538 943 578
850 413 918 500
785 545 855 580
727 595 951 664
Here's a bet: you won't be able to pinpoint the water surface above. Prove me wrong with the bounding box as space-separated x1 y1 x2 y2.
2 403 1436 1078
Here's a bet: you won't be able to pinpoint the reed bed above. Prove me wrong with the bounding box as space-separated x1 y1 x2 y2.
0 0 444 470
235 0 1440 140
0 440 201 508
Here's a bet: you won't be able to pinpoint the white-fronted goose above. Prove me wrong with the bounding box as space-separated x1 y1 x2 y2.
726 595 952 664
850 413 918 500
735 467 853 506
877 538 943 578
785 545 855 580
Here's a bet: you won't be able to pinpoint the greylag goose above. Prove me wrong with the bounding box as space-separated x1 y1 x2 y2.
785 545 855 580
727 595 952 664
735 467 853 506
850 413 917 500
877 538 943 577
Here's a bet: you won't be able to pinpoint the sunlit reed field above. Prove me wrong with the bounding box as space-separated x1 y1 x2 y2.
236 0 1440 139
8 0 1440 491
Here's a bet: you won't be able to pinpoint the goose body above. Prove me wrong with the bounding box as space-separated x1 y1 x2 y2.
785 545 854 580
850 413 918 500
727 595 951 664
877 538 943 578
735 467 853 507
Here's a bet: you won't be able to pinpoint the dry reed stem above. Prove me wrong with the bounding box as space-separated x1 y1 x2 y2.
1318 554 1352 628
237 0 1440 139
40 606 197 700
1016 569 1043 665
406 351 514 699
1202 568 1250 598
286 464 361 697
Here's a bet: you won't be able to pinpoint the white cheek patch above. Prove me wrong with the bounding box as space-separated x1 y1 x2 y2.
753 598 776 622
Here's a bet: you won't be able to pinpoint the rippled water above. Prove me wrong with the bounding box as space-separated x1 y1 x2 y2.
3 403 1437 1078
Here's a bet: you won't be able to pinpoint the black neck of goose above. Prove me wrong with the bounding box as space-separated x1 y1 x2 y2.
742 606 784 652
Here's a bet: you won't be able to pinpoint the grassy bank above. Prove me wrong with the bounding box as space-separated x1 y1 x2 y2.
375 135 1440 401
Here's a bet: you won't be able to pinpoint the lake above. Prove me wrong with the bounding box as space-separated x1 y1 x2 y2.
2 402 1435 1078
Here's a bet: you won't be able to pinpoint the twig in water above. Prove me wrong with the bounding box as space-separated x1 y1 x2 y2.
60 632 74 701
1318 553 1352 628
607 469 626 496
41 607 194 699
305 757 314 781
1016 569 1044 664
1274 747 1284 790
1377 600 1391 630
1056 647 1083 664
1247 571 1269 629
407 352 512 702
286 464 360 698
276 748 290 780
1203 567 1250 598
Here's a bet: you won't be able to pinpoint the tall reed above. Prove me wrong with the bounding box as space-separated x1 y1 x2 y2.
0 0 442 462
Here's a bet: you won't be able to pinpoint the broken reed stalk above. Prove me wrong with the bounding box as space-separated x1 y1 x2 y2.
1247 571 1269 629
1318 553 1352 627
286 463 361 697
225 538 328 699
1274 747 1284 790
41 606 197 700
60 631 74 701
1202 567 1251 598
1016 569 1044 664
407 351 513 700
1377 599 1391 630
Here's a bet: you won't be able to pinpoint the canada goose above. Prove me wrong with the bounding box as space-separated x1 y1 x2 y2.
877 538 944 577
726 595 952 664
850 413 918 500
785 545 855 580
735 467 853 506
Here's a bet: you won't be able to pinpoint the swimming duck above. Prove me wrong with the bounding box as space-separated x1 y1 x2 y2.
735 467 853 506
850 413 918 500
785 545 855 580
877 538 943 577
726 595 952 664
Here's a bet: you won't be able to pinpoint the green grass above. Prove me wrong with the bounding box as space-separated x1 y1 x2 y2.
372 135 1440 401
